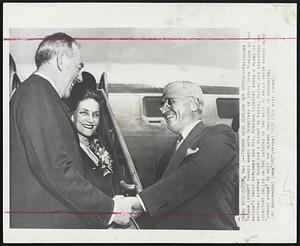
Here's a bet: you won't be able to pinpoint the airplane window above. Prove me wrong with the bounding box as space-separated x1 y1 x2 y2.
216 98 239 119
143 96 163 118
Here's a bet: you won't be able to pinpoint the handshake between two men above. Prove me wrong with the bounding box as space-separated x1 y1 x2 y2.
110 195 143 227
9 30 239 230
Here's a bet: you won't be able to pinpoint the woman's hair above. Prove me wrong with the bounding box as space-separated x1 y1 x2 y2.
66 82 101 114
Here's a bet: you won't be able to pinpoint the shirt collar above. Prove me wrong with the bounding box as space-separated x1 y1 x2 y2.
34 72 61 97
80 143 99 166
180 119 201 140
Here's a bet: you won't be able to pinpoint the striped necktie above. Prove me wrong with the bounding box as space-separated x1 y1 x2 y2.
175 133 183 151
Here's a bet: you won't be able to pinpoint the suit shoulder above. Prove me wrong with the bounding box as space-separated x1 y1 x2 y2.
206 124 234 134
11 75 56 104
24 75 51 92
202 124 236 142
199 124 237 151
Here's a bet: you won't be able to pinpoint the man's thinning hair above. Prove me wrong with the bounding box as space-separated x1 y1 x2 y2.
35 32 80 68
165 80 204 104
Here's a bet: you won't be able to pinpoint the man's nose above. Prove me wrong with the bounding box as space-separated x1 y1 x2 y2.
160 101 168 114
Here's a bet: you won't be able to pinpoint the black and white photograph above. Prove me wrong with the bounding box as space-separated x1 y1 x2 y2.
8 27 240 230
3 3 296 243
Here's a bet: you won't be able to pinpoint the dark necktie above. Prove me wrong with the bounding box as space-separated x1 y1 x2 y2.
175 133 183 151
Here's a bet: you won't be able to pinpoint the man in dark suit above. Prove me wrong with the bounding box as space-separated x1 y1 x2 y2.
10 32 132 228
128 81 239 230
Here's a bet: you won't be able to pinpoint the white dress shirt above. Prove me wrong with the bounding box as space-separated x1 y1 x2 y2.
175 119 202 150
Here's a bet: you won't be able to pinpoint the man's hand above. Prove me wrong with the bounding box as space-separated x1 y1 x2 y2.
111 196 132 226
123 196 143 218
112 195 144 223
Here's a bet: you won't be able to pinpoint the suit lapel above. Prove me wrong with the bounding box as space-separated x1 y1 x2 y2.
60 100 80 145
60 100 72 125
33 74 79 142
163 122 206 177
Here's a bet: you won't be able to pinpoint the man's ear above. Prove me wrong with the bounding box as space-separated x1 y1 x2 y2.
56 53 64 71
71 114 75 123
191 98 200 112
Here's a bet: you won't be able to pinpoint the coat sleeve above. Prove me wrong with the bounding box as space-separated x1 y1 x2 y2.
139 125 237 217
15 87 114 227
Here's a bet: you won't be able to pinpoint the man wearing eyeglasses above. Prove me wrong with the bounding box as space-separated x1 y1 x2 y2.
128 81 239 230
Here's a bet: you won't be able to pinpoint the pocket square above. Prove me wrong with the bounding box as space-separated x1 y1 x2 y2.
186 147 199 157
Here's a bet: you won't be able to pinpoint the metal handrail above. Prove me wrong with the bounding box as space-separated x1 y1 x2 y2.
99 89 143 193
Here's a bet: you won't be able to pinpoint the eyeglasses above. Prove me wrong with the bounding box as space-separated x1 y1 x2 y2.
160 96 194 108
160 98 176 108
